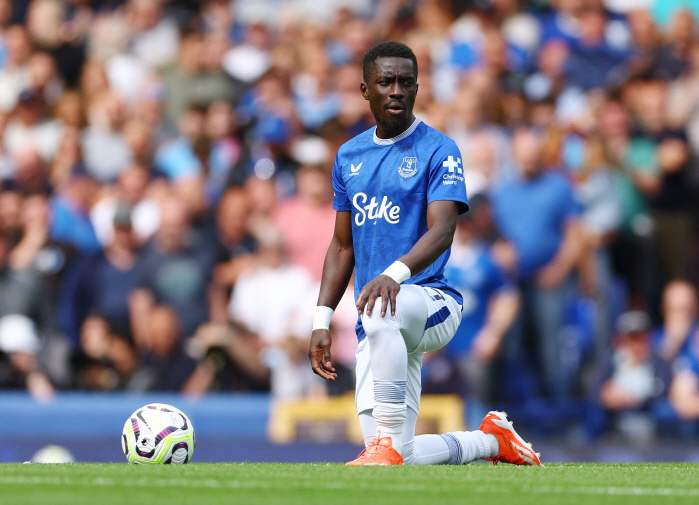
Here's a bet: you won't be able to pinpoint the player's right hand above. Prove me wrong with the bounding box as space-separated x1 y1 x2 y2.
309 329 337 380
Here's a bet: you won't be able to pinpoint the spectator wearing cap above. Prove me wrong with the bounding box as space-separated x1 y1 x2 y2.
90 163 161 248
591 310 671 440
64 204 141 345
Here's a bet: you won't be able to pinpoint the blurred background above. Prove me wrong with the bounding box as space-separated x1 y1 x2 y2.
4 0 699 463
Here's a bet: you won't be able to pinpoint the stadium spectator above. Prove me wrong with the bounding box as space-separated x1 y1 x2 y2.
90 162 161 247
49 165 101 253
80 90 131 182
228 228 314 347
181 321 270 394
653 281 699 362
0 226 52 328
67 204 141 343
593 311 671 441
272 164 335 282
492 126 582 400
209 186 257 323
73 314 135 390
128 195 216 341
127 304 196 392
4 88 62 163
596 97 656 308
629 80 693 285
0 25 33 113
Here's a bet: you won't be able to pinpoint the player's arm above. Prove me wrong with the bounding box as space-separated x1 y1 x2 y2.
309 210 354 380
357 199 459 318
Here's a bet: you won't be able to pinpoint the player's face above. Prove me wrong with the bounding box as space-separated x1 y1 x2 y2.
361 57 418 138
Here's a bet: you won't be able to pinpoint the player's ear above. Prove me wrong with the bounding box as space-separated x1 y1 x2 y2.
360 81 369 101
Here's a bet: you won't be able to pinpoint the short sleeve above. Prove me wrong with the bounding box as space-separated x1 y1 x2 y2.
332 153 351 212
428 141 469 214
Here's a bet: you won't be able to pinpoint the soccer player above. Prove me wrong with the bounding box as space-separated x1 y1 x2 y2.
308 41 541 466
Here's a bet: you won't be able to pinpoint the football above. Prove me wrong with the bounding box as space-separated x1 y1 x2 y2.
121 403 195 464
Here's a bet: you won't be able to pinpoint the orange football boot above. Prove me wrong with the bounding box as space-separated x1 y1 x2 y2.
479 411 542 466
345 437 404 466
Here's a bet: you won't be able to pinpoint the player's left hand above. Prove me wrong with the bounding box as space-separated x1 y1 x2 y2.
309 329 337 381
357 275 400 317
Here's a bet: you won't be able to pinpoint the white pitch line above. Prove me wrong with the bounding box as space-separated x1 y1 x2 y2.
1 476 699 497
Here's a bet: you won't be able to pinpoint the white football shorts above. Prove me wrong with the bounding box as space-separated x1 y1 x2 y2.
355 284 463 415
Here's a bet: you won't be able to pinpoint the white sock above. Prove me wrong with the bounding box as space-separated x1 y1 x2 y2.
439 430 498 464
373 381 407 455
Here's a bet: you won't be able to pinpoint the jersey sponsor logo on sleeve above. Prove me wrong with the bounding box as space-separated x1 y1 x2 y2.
350 162 363 176
442 156 464 185
352 192 400 225
398 156 418 178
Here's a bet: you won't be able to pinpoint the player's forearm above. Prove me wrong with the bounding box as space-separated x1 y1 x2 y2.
317 236 355 309
398 218 455 277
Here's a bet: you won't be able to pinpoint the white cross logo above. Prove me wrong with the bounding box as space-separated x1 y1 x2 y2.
443 156 462 174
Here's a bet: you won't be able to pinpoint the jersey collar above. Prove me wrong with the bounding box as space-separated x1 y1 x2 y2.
372 117 422 146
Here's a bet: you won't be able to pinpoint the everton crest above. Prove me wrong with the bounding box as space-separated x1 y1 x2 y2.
398 156 418 178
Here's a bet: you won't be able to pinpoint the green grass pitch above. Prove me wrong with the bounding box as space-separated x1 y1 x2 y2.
2 462 699 505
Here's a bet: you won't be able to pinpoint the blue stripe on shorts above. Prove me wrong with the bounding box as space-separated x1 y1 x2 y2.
424 306 451 331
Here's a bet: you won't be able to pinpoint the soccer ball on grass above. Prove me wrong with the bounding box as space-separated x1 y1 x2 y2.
122 403 195 464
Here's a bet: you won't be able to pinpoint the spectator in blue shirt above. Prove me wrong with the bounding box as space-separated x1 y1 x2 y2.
492 126 582 399
563 8 631 91
49 166 101 254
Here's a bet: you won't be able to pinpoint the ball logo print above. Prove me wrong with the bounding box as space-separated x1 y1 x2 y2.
398 156 418 178
121 403 195 464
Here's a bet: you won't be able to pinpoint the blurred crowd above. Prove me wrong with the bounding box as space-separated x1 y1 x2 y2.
3 0 699 441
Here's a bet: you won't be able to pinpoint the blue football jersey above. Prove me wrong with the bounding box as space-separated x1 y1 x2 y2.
332 118 469 341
